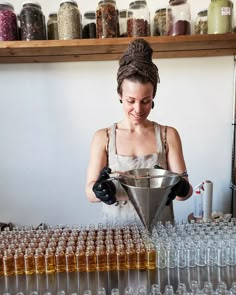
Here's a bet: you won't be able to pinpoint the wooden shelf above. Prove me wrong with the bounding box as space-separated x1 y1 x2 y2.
0 34 235 63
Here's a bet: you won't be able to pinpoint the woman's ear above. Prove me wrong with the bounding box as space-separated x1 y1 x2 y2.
119 99 122 104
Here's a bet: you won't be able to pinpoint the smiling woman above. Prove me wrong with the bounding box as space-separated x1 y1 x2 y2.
85 38 193 226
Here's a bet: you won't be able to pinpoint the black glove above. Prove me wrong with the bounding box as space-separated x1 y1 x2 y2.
154 164 164 169
92 167 116 205
166 178 190 206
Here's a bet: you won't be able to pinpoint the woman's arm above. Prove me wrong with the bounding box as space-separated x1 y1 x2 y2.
85 128 109 203
165 126 193 200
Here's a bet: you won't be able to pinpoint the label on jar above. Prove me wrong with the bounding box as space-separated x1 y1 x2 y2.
221 7 231 16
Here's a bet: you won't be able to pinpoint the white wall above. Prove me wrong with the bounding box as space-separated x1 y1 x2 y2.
0 0 235 227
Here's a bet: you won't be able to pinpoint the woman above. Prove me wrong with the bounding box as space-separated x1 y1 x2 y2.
86 38 192 225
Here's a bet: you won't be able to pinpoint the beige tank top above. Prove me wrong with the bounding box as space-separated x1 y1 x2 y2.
101 122 174 226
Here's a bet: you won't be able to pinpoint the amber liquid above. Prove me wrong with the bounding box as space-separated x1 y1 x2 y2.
147 249 156 269
107 251 117 271
136 249 147 270
116 251 127 270
75 253 86 272
85 252 96 272
66 254 76 272
96 252 107 271
14 255 25 275
0 254 4 276
126 249 136 270
35 254 45 274
3 256 15 276
45 254 55 273
55 253 66 272
24 255 35 275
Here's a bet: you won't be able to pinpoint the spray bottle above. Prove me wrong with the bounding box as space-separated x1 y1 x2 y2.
193 182 204 219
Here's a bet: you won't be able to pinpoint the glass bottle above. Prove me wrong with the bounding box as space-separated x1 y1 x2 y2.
14 248 25 275
0 2 18 40
75 245 86 272
127 0 150 37
136 244 147 270
34 248 45 274
58 0 81 40
96 245 107 271
146 243 156 269
65 246 76 272
85 246 96 272
166 0 191 36
153 8 167 36
24 248 35 275
55 246 66 272
208 0 233 34
116 244 126 270
3 249 15 276
119 9 129 37
195 9 208 34
126 244 136 270
82 11 96 39
106 244 116 270
45 248 55 273
96 0 118 38
20 1 45 40
47 13 59 40
0 251 3 276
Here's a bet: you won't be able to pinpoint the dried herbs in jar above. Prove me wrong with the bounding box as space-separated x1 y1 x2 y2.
58 0 81 40
0 2 18 41
195 9 208 34
96 0 118 38
153 8 167 36
82 11 96 39
47 13 59 40
20 1 45 41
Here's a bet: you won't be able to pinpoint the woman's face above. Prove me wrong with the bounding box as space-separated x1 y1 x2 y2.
119 79 154 125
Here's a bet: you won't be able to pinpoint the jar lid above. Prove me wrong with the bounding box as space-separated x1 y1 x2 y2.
84 10 95 19
22 1 42 8
60 0 78 6
169 0 187 5
155 8 166 14
197 9 207 17
119 9 133 18
129 0 147 9
48 12 57 18
0 1 14 9
98 0 116 5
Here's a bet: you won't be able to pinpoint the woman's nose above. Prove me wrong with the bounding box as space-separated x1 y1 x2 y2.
134 103 142 113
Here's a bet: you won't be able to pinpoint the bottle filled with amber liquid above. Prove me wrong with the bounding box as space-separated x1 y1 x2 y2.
45 248 55 274
126 243 136 270
85 245 96 272
146 243 156 269
136 244 147 270
55 246 66 273
14 248 25 275
65 246 76 272
3 249 15 276
0 251 3 276
24 248 35 275
96 245 107 271
106 244 116 271
116 244 126 271
75 245 86 272
34 248 45 274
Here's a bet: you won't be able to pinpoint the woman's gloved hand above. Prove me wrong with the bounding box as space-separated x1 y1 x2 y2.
166 178 190 206
92 167 116 205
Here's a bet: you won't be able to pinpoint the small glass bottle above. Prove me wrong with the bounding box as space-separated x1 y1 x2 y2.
116 244 126 270
166 0 191 36
0 2 18 40
126 244 136 270
96 245 107 271
96 0 118 38
82 11 96 38
106 244 116 271
3 249 15 276
153 8 167 36
65 246 76 272
34 248 45 274
20 1 45 40
208 0 233 34
58 0 81 40
146 243 156 270
195 9 208 34
75 245 86 272
24 248 35 275
14 248 25 275
85 246 96 272
47 13 59 40
55 246 66 272
127 0 150 37
136 244 147 270
0 251 3 276
45 248 55 274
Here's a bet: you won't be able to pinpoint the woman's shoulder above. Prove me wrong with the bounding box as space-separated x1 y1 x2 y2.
92 125 113 143
156 123 180 141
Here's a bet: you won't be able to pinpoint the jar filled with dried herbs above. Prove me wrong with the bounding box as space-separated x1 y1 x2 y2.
195 9 208 34
0 2 18 41
82 11 96 39
119 9 133 37
208 0 233 34
96 0 118 38
58 0 81 40
127 0 150 37
166 0 191 36
47 13 59 40
153 8 167 36
20 1 45 40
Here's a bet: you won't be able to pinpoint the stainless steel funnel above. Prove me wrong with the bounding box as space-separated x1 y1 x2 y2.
118 168 181 231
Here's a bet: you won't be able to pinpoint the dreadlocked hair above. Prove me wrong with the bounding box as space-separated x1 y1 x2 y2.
117 38 160 98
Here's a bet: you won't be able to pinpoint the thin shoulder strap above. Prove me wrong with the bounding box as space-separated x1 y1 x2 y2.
164 125 167 153
154 122 163 153
108 123 117 156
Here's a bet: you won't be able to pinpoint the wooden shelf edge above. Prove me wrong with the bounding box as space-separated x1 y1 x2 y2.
0 34 235 63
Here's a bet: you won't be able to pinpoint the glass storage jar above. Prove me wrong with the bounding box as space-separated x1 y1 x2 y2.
20 1 45 40
208 0 233 34
166 0 191 36
194 9 208 34
58 0 81 40
82 11 96 39
47 13 59 40
127 0 150 37
119 9 132 37
153 8 167 36
96 0 118 38
0 2 17 40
